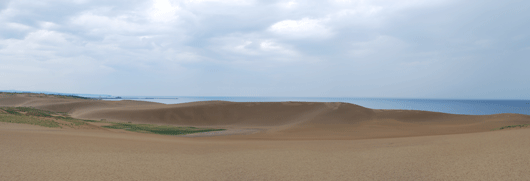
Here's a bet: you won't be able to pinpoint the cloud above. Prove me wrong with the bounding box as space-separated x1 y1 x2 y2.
213 35 295 55
206 33 301 67
0 0 529 98
149 0 179 22
269 18 332 39
277 1 298 9
5 22 32 30
71 12 144 34
184 0 253 5
349 35 408 57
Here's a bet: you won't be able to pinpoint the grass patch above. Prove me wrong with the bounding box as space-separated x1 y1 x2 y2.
0 106 89 127
0 92 92 99
14 107 53 117
81 119 98 122
0 106 223 136
52 116 86 126
55 95 91 99
102 123 225 135
1 107 22 115
60 117 86 126
493 124 530 130
0 112 61 128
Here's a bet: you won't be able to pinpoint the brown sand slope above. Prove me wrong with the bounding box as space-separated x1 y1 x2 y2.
2 94 530 180
1 95 529 140
1 122 529 180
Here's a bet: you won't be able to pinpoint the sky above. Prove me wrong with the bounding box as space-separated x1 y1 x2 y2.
0 0 529 99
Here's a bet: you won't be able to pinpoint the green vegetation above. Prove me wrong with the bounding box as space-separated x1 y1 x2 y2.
81 119 98 122
55 116 87 126
0 111 61 128
102 123 225 135
0 92 92 99
0 106 225 136
493 124 530 130
54 94 91 99
0 106 90 128
2 107 22 115
13 107 53 117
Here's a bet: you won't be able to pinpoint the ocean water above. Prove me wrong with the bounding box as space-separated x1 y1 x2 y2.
100 97 530 116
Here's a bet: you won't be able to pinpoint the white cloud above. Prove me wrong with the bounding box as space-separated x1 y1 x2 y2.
259 40 281 51
331 6 382 19
24 30 72 46
184 0 253 5
278 1 298 8
71 12 142 34
71 0 89 4
149 0 179 23
0 30 75 57
349 35 409 58
0 7 17 20
269 18 332 39
215 36 296 56
5 22 32 30
39 21 58 29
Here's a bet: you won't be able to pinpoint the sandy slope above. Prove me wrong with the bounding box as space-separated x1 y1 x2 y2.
1 94 530 180
1 95 529 139
1 122 529 180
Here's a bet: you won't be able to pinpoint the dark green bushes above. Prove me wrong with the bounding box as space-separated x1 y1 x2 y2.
102 123 225 135
493 124 529 130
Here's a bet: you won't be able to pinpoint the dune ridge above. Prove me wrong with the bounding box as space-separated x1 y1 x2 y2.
1 94 529 140
3 94 530 180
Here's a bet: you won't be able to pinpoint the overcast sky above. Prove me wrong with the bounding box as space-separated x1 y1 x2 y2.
1 0 529 99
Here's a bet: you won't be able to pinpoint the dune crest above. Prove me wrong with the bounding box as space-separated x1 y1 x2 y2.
1 94 530 140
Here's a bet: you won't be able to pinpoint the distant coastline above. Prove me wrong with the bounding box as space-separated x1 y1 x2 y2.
1 91 529 115
102 96 530 116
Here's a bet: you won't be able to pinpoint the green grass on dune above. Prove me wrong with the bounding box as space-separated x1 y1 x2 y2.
13 107 53 117
81 119 98 122
0 112 61 128
0 92 92 99
2 107 22 115
102 123 225 135
0 106 225 136
493 124 530 131
0 107 90 128
55 116 87 126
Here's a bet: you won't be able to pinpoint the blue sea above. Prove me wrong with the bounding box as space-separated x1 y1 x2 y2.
98 96 530 116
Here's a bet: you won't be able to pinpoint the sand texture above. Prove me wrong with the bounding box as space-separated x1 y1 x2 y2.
1 94 530 180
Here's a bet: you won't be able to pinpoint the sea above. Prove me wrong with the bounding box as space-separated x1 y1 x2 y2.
96 96 530 116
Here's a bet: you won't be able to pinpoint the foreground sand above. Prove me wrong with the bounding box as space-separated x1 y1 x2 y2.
1 94 530 180
2 122 529 180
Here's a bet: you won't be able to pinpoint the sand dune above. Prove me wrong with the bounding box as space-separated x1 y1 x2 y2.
1 95 529 140
2 94 530 180
1 121 530 180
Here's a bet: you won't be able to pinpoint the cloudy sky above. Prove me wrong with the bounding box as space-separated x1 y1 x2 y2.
0 0 529 99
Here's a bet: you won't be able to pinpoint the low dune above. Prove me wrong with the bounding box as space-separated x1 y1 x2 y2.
1 94 529 140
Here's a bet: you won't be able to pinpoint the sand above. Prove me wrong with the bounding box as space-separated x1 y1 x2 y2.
1 94 530 180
